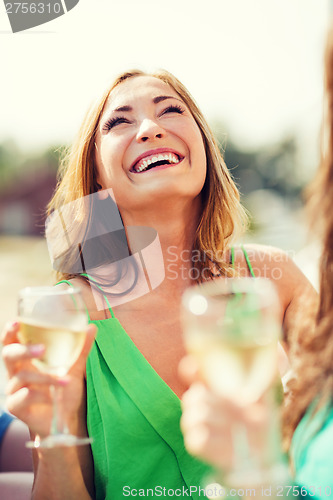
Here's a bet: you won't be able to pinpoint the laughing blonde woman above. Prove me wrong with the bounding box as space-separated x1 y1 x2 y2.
2 69 315 500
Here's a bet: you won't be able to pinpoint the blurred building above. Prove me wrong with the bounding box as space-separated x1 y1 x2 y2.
0 169 57 236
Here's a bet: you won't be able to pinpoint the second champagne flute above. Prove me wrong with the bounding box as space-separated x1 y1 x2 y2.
181 277 287 489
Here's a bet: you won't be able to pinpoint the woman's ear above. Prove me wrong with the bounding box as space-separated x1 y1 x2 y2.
97 184 109 200
96 182 109 200
97 185 118 203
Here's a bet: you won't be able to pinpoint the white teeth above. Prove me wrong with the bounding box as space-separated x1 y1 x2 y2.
169 153 179 164
134 152 181 172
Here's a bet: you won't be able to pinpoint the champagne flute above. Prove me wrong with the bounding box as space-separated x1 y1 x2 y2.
181 277 287 488
17 286 92 448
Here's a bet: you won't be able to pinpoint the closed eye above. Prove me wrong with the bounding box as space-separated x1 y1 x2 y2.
160 104 185 116
102 116 131 132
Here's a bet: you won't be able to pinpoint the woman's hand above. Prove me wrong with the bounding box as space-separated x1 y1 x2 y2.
1 321 96 439
179 355 271 471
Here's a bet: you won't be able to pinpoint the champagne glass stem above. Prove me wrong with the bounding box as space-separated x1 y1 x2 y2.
50 385 68 436
232 422 252 472
27 384 92 449
222 422 261 489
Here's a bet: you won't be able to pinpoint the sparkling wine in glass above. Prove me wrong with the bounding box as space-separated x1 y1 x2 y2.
17 286 92 448
181 277 287 488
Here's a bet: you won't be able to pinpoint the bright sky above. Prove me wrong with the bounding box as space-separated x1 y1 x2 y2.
0 0 330 173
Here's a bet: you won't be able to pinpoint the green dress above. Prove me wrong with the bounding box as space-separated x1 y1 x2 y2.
58 246 256 499
86 314 213 499
291 401 333 497
58 279 213 499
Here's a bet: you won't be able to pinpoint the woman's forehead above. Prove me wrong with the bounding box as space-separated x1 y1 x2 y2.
105 76 180 109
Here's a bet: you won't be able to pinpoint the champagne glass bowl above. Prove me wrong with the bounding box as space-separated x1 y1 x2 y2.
17 286 92 448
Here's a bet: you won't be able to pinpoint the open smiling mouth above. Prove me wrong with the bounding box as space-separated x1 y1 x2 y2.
131 152 184 174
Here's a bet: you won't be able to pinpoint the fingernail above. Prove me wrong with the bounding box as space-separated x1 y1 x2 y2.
58 377 70 386
12 321 19 328
29 344 45 355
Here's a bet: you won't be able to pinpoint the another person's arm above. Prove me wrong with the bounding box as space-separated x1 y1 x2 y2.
0 416 33 472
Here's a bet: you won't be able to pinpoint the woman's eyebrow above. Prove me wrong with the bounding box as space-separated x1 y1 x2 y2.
110 95 181 114
153 95 181 104
113 105 132 113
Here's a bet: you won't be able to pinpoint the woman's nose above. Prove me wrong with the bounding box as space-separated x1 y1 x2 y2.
136 118 165 143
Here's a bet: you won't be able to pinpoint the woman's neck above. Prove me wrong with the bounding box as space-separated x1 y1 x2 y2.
122 196 202 284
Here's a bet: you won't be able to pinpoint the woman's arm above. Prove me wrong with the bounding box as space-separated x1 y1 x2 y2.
31 376 95 500
2 321 96 500
32 417 95 500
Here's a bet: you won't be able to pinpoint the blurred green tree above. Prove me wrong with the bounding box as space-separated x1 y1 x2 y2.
212 124 303 200
0 142 61 192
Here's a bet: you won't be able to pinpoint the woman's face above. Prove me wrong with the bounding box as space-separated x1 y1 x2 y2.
94 76 207 214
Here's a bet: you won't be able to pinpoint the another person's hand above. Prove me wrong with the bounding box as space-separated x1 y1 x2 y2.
1 321 96 439
179 355 271 472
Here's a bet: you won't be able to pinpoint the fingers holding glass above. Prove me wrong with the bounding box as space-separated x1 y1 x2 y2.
16 286 92 448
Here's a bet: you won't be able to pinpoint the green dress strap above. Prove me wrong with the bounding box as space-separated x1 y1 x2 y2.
55 279 91 318
241 244 256 278
230 246 235 268
55 275 115 319
80 273 115 318
231 245 256 278
55 279 77 289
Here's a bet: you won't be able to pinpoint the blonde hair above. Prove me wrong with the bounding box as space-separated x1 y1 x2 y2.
48 69 248 282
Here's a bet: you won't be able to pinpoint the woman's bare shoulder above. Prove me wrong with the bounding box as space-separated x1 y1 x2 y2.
239 243 318 344
237 242 290 266
55 277 109 320
240 243 314 285
238 242 315 294
231 243 292 277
